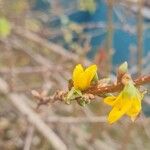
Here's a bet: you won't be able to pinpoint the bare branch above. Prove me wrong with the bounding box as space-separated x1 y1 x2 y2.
0 78 67 150
46 116 106 123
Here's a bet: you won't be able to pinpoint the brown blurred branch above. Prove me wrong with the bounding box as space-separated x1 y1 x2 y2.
137 0 144 75
106 0 114 75
12 25 89 64
46 116 106 123
0 78 67 150
23 125 34 150
9 93 67 150
0 66 49 74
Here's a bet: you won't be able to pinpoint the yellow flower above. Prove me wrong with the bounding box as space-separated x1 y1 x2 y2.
104 82 144 124
72 64 97 91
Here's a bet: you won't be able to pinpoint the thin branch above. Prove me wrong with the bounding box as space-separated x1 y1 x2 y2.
32 74 150 107
137 0 144 75
23 125 34 150
85 74 150 95
0 66 49 74
106 0 114 75
0 78 67 150
46 116 106 123
12 25 91 65
9 93 67 150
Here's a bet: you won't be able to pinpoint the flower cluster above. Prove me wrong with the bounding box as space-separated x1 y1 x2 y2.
65 63 145 124
65 64 97 106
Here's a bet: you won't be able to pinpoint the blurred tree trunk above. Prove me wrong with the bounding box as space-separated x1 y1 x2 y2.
137 0 143 75
106 0 114 76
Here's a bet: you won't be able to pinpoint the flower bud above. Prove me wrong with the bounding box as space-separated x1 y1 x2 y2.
118 61 128 75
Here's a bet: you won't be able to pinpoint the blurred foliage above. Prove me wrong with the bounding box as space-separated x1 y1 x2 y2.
0 17 11 38
10 0 28 14
79 0 96 13
60 15 91 55
0 0 29 16
25 18 41 32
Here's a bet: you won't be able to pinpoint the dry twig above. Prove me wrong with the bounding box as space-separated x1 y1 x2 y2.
0 78 67 150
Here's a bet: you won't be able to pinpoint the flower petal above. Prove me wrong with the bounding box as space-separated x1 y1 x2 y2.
77 73 88 90
104 96 116 106
73 64 84 89
126 98 141 118
108 99 132 124
84 65 97 87
73 64 84 81
108 107 125 124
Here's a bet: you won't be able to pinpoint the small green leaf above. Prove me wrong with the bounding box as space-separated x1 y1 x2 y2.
77 97 91 107
65 87 82 104
77 98 86 107
92 72 99 83
74 88 82 97
66 87 75 100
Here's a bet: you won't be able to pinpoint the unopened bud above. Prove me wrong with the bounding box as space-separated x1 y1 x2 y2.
118 61 128 74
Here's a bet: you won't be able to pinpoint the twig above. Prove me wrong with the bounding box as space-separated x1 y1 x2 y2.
85 74 150 95
46 116 106 123
137 0 144 75
12 25 90 65
0 78 67 150
23 125 34 150
0 66 49 74
9 93 67 150
106 0 114 75
31 74 150 106
31 90 66 109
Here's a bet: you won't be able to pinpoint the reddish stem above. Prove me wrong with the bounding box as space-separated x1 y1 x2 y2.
85 74 150 95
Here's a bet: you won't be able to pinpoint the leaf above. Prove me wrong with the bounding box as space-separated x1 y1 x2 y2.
78 99 86 107
65 87 82 104
77 97 91 107
92 72 99 83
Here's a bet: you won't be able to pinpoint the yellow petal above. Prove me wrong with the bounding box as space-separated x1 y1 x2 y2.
126 98 141 117
108 107 125 124
73 64 84 89
104 96 116 106
108 99 132 124
73 64 84 81
84 65 97 87
112 92 123 107
77 72 88 90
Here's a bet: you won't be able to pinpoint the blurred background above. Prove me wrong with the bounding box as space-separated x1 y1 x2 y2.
0 0 150 149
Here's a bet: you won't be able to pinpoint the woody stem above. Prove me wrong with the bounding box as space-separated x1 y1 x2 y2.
85 74 150 95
